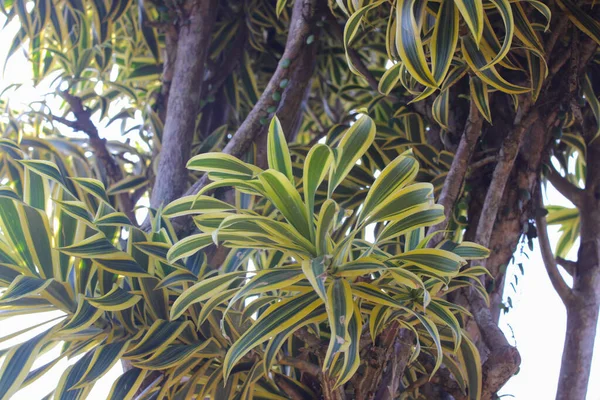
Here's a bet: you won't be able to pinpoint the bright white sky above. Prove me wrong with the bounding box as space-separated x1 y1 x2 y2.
0 11 599 400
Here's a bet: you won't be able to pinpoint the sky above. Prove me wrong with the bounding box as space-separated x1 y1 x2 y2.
0 10 599 400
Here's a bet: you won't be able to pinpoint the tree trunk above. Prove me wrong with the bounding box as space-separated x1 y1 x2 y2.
556 140 600 400
150 0 217 208
558 301 599 400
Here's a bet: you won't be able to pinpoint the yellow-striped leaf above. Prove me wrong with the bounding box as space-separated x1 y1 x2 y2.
323 278 353 371
431 0 459 84
267 116 293 182
303 144 333 220
454 0 483 43
396 0 436 87
470 75 492 123
223 291 320 379
170 272 246 320
258 169 311 240
329 115 376 196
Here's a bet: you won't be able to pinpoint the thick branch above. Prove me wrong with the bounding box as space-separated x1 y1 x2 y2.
150 0 218 208
475 104 539 247
55 91 137 224
536 187 574 305
428 99 483 238
556 257 576 276
547 164 584 208
184 0 320 198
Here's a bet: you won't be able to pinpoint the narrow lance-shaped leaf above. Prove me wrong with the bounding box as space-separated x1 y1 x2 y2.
303 144 333 221
395 0 436 87
329 115 376 196
470 75 492 123
0 326 55 399
343 1 386 78
359 154 418 225
431 0 459 84
378 62 402 95
323 278 354 371
462 36 529 94
258 169 312 240
170 271 246 320
302 256 329 303
267 116 293 182
223 291 320 380
454 0 484 43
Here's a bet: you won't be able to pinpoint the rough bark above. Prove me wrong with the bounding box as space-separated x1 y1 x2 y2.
555 140 600 400
428 98 483 237
53 91 137 223
173 0 321 236
150 0 217 208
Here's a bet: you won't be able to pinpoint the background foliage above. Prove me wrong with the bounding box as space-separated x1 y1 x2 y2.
0 0 599 399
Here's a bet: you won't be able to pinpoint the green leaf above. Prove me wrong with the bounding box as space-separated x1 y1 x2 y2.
462 35 529 94
431 0 459 84
124 320 190 358
390 248 465 276
72 339 131 387
458 331 482 400
366 183 435 224
267 116 294 182
359 154 418 224
343 1 386 78
163 195 236 218
452 242 490 259
395 0 436 87
334 257 386 278
226 267 304 317
329 115 377 196
378 62 402 95
334 302 362 387
223 291 320 379
302 256 329 302
316 199 339 255
167 233 213 263
85 285 141 311
131 340 221 370
324 278 354 371
470 75 492 123
106 175 147 195
454 0 483 42
0 327 55 399
71 177 109 202
107 368 148 400
60 297 103 334
258 169 311 240
303 144 333 220
0 276 53 303
170 272 246 320
19 160 69 192
187 153 262 178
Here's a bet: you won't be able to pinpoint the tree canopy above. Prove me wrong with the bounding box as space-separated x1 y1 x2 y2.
0 0 599 399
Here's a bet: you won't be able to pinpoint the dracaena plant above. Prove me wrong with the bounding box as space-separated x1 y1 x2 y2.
161 114 491 396
0 116 488 400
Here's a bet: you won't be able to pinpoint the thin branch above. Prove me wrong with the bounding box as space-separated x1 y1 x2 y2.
427 98 483 240
536 186 574 305
556 257 576 276
469 155 498 171
546 164 583 208
280 356 322 377
55 91 137 224
273 374 308 400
